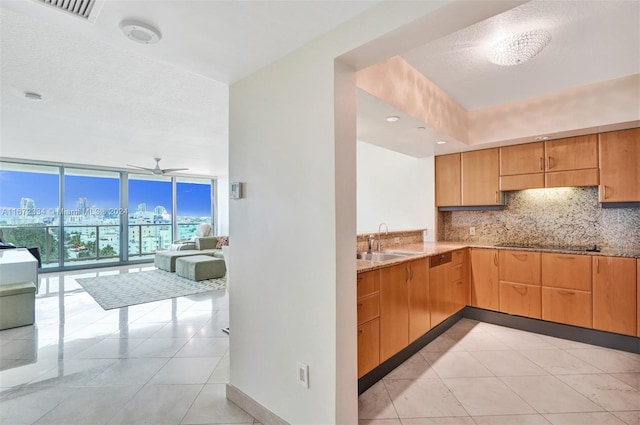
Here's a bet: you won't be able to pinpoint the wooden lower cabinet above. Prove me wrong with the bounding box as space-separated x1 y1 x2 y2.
408 258 430 342
379 264 409 362
357 319 379 378
637 260 639 338
593 256 637 336
541 253 592 328
499 250 541 319
542 287 592 328
430 249 469 327
357 270 380 378
470 248 500 310
499 282 541 318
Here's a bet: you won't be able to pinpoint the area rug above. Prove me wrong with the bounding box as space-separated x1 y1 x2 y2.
76 269 226 310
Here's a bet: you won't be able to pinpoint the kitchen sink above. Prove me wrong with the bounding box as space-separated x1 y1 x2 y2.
356 251 412 261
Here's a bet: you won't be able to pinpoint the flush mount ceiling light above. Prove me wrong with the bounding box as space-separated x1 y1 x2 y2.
436 140 448 145
120 20 161 44
385 116 400 122
489 30 551 66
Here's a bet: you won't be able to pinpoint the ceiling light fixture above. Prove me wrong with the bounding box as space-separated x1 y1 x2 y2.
489 30 551 66
120 20 161 44
24 92 43 101
436 140 447 145
385 116 400 122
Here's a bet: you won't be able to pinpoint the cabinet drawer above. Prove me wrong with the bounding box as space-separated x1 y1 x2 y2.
358 318 380 378
500 250 541 285
451 262 465 281
357 294 379 325
542 253 592 291
542 287 592 328
357 270 380 298
451 249 466 265
499 282 541 319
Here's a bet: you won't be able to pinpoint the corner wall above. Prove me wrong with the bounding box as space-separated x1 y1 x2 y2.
357 141 435 239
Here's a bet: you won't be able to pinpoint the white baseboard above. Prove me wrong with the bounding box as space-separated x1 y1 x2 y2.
226 383 289 425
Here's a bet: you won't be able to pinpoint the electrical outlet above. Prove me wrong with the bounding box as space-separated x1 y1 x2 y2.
394 237 400 244
469 227 476 236
297 362 309 388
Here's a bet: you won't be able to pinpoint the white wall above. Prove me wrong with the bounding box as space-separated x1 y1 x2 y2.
227 2 521 423
216 175 229 235
357 141 435 239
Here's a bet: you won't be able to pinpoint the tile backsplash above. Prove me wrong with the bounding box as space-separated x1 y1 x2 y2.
440 187 640 249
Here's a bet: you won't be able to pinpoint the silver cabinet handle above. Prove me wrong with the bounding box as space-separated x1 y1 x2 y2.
602 185 608 200
539 157 543 170
493 252 498 266
495 191 499 204
558 290 575 295
547 156 552 170
596 258 599 273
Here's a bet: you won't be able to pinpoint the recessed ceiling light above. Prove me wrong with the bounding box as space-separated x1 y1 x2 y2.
120 20 161 44
489 30 551 66
385 116 400 122
24 92 42 101
535 136 550 141
436 140 447 145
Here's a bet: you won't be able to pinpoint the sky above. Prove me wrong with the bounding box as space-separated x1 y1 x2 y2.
0 170 211 217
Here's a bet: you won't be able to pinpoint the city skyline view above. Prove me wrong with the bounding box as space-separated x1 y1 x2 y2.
0 170 212 219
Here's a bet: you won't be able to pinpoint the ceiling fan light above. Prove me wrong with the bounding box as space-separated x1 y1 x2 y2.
489 30 551 66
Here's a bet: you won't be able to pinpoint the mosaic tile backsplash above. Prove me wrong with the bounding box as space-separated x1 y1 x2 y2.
440 187 640 249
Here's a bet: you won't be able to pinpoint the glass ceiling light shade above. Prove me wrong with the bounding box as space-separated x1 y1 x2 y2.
489 30 552 66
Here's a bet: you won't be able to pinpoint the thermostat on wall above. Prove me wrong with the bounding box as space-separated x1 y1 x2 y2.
230 182 243 199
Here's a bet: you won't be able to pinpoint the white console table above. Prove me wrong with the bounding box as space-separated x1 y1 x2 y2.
0 248 39 292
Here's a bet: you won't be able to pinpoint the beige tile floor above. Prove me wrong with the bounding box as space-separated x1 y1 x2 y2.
0 265 260 425
2 265 639 425
359 319 640 425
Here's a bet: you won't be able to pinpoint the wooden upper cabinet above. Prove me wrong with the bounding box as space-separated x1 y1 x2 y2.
462 148 501 206
545 135 599 188
599 128 640 203
435 153 461 207
499 142 545 191
545 135 598 172
500 142 545 176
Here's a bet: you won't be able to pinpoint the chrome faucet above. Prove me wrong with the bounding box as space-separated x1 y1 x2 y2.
378 222 388 251
367 234 375 254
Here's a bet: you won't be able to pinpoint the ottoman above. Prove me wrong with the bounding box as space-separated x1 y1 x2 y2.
0 282 36 330
154 250 203 272
175 255 226 281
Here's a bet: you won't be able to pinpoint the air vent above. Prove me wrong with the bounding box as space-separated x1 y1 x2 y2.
36 0 103 22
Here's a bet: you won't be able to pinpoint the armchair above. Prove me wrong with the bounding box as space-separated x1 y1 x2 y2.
170 223 212 251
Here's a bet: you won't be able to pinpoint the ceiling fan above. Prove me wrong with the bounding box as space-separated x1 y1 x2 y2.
127 157 189 175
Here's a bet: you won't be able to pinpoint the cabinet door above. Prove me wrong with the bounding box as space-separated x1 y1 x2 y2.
435 153 461 207
408 258 430 342
462 148 501 206
499 250 541 286
599 128 640 203
593 256 637 336
500 142 545 176
542 287 592 328
450 250 469 314
470 249 500 310
357 270 380 298
541 253 592 291
429 262 449 327
499 282 541 319
380 264 409 361
545 135 598 172
358 318 379 378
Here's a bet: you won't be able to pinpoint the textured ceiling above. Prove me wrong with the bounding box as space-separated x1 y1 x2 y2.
0 0 377 177
400 0 640 111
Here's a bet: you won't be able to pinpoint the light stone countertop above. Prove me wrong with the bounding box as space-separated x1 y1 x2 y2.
356 241 640 273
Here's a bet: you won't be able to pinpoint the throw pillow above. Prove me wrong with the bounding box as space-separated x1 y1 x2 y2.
215 236 229 249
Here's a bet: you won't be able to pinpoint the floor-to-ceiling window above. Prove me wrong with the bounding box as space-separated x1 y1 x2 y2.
176 177 213 240
0 162 60 268
63 168 121 266
0 159 216 271
128 174 173 259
